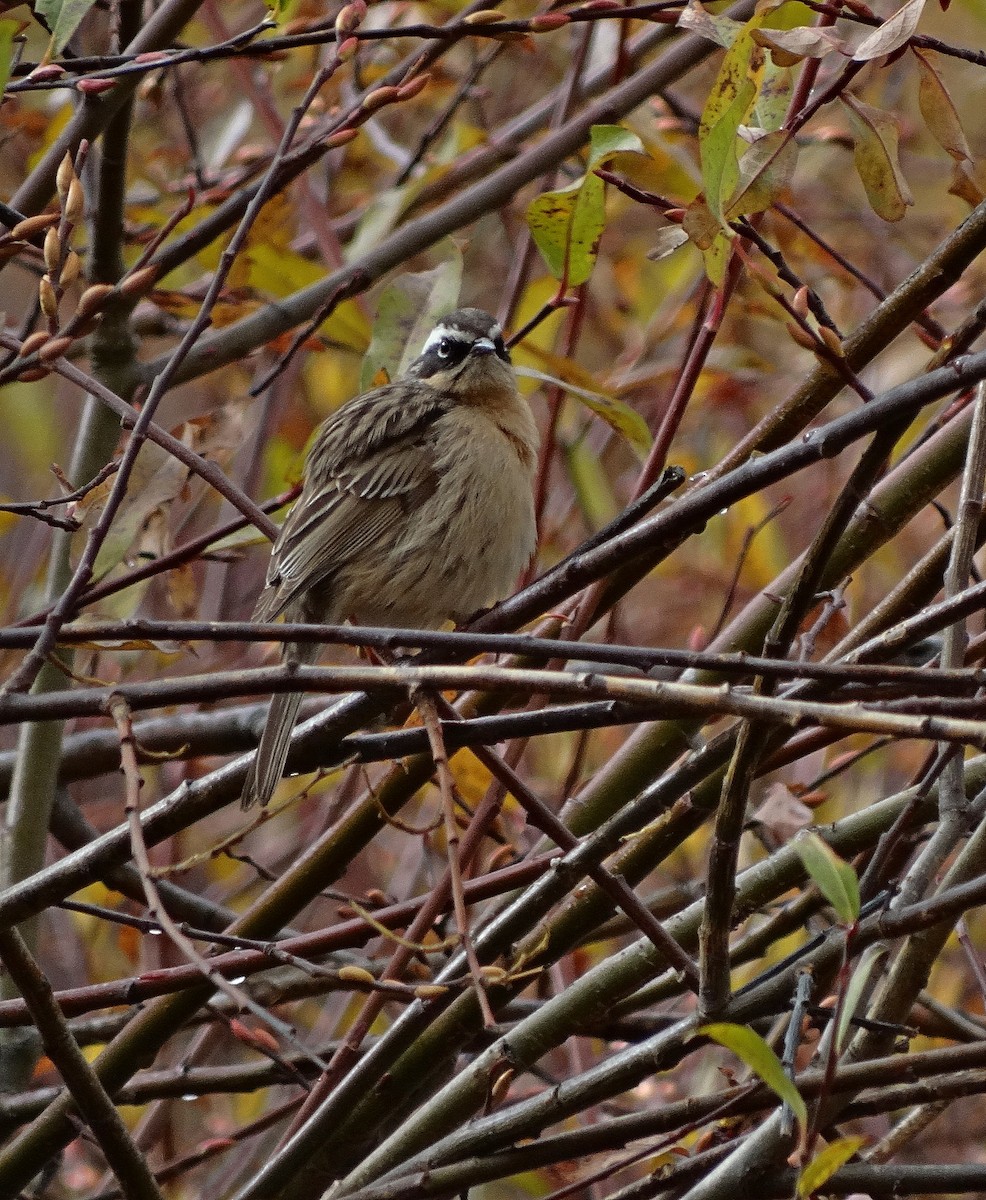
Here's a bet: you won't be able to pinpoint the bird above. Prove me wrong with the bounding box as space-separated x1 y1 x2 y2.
241 307 540 810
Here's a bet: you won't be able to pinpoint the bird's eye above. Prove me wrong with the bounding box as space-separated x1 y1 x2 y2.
436 338 453 359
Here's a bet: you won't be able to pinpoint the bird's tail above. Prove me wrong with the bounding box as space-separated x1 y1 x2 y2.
241 642 316 810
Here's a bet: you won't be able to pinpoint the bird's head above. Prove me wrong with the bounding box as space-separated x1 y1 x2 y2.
406 308 516 402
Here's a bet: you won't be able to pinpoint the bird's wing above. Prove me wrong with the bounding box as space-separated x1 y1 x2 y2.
254 383 448 621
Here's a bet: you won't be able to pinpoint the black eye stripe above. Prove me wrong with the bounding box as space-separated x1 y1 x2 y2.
414 338 471 377
408 313 511 378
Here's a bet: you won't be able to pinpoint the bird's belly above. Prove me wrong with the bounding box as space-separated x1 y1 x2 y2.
339 436 535 628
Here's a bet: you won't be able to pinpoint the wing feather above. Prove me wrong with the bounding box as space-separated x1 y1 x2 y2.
253 382 448 621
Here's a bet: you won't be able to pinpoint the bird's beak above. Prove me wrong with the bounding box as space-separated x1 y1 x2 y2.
472 337 496 357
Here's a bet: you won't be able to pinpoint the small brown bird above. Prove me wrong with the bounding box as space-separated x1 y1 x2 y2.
241 307 539 810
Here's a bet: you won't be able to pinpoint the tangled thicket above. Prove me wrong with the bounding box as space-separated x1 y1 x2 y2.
3 0 986 1197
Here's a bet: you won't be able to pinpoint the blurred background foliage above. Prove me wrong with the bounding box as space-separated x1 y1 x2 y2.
2 0 986 1196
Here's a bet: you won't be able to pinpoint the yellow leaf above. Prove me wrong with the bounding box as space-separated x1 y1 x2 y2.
841 94 913 222
914 48 972 162
699 1023 807 1128
797 1136 867 1196
516 355 652 461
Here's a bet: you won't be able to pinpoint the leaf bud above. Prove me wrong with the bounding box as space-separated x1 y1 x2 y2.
39 335 74 363
529 12 570 29
57 154 76 203
786 320 817 351
118 265 160 298
337 964 376 985
65 178 85 224
43 226 61 274
413 984 449 998
39 274 59 319
360 85 401 114
490 1069 514 1106
28 63 67 83
76 77 117 95
19 331 49 358
335 0 367 38
71 314 100 337
75 282 116 321
326 127 359 148
818 325 844 357
396 73 430 100
229 1020 280 1054
10 212 60 241
60 249 82 287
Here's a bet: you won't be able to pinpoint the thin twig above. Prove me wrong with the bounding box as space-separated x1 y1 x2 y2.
413 687 495 1026
109 693 331 1074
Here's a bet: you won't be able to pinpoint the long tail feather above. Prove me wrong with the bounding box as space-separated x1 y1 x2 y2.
241 642 316 810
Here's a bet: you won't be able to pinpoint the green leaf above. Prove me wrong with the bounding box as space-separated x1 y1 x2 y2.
565 439 621 530
794 831 861 923
88 443 191 581
841 95 914 222
837 944 886 1051
700 77 756 225
586 124 645 171
698 27 764 225
701 229 730 286
264 0 298 18
0 18 20 99
527 184 582 281
753 61 794 133
698 1023 808 1129
797 1136 866 1197
360 253 463 390
36 0 98 55
527 125 644 287
567 174 605 289
762 0 817 30
681 198 730 285
347 183 421 266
